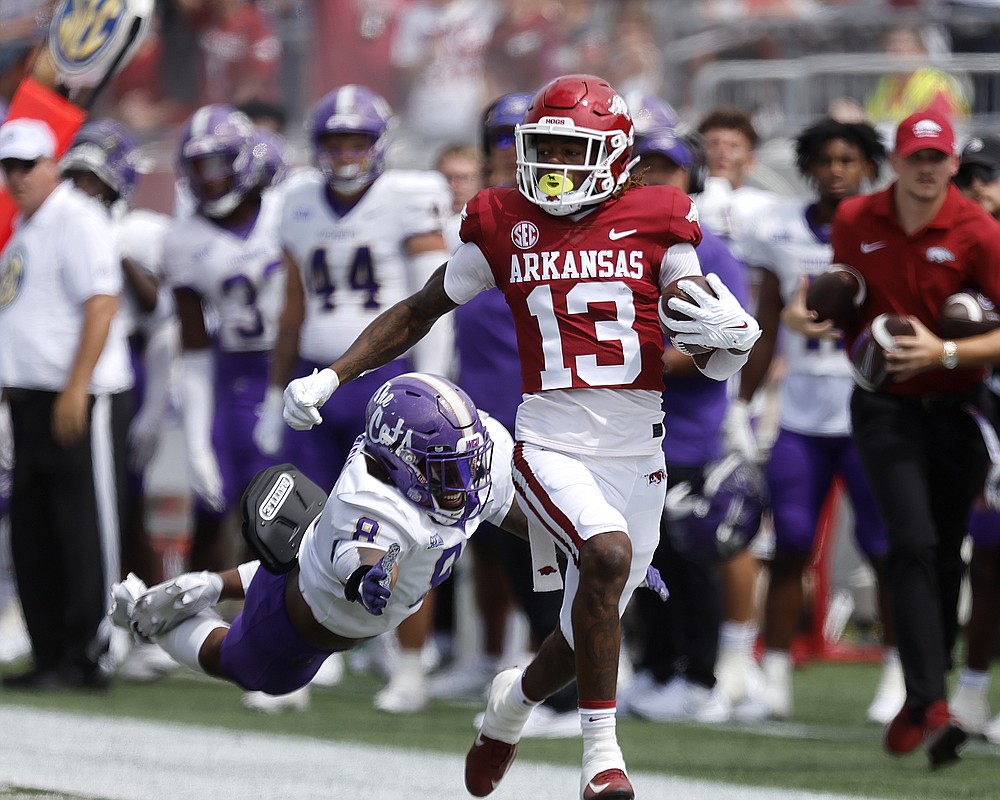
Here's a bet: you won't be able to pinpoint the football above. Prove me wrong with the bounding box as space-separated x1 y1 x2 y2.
939 290 1000 339
805 264 866 332
850 313 915 392
659 275 716 355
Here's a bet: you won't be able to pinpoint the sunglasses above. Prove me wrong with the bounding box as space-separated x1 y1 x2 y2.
0 158 40 175
955 163 1000 188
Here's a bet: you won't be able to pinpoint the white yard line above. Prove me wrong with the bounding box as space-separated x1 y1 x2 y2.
0 705 877 800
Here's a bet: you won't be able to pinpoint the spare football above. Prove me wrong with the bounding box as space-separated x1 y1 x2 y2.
850 313 915 392
805 264 866 332
659 275 716 355
939 290 1000 339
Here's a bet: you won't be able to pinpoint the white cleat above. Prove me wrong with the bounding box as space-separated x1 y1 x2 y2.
428 655 500 700
374 669 427 714
948 682 991 736
983 713 1000 745
760 653 793 720
242 685 311 713
866 658 906 725
117 640 178 683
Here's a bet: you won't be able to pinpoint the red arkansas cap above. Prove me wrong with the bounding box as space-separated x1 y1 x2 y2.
895 109 956 158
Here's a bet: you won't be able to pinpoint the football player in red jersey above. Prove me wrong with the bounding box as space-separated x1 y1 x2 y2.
281 74 760 800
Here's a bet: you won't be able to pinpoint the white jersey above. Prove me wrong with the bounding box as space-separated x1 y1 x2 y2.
113 207 170 337
740 198 853 436
296 415 514 639
0 182 133 394
163 191 286 353
695 177 776 259
280 169 450 364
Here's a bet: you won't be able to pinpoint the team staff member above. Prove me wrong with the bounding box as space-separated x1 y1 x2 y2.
0 117 132 689
790 109 1000 767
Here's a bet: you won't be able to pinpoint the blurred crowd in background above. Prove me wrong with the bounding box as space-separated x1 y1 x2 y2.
3 0 1000 211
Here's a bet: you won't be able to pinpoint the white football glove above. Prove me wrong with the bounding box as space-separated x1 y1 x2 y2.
666 273 762 353
283 368 340 431
187 447 225 512
721 399 760 463
130 571 224 641
108 572 150 643
253 386 286 455
127 405 163 472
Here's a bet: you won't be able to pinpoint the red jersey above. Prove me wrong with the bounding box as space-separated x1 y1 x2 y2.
460 186 701 394
832 183 1000 395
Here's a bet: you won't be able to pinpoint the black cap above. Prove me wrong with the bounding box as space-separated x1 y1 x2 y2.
960 134 1000 170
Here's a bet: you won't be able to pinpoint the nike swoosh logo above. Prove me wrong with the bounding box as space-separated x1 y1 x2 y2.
608 228 637 240
725 321 749 329
860 241 886 253
588 780 611 793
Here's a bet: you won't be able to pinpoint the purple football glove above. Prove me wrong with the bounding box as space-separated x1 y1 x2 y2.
642 565 669 602
358 544 400 616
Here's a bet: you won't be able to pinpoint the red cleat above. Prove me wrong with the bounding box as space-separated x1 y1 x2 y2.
581 768 634 800
883 700 967 768
884 705 923 756
465 731 518 797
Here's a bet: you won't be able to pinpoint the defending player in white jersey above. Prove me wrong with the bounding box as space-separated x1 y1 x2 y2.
730 117 902 723
163 104 286 573
109 374 520 705
252 85 452 494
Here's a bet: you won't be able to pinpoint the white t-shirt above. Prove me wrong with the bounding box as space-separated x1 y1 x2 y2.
296 414 514 639
0 181 133 393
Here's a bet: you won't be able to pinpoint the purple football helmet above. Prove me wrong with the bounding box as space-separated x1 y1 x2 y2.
308 84 392 194
252 127 287 188
178 104 263 218
365 373 494 526
60 118 139 201
481 92 532 157
625 92 680 138
665 455 768 560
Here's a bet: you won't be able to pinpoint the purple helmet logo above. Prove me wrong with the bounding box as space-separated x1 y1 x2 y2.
308 84 392 194
178 104 264 218
60 118 139 201
364 373 493 526
252 127 287 188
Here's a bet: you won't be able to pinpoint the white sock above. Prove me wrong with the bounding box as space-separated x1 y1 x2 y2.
393 649 425 679
957 668 990 693
720 620 756 654
761 649 792 678
159 610 228 672
580 704 624 775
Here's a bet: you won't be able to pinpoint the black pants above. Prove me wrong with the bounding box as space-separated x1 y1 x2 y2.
632 464 722 688
7 389 107 673
850 388 988 713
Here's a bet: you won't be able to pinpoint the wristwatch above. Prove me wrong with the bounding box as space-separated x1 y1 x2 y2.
941 340 959 370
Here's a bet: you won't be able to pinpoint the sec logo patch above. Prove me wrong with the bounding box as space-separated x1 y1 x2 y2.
0 247 25 311
511 221 539 249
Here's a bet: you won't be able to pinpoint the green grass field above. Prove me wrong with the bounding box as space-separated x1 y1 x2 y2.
2 657 998 800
